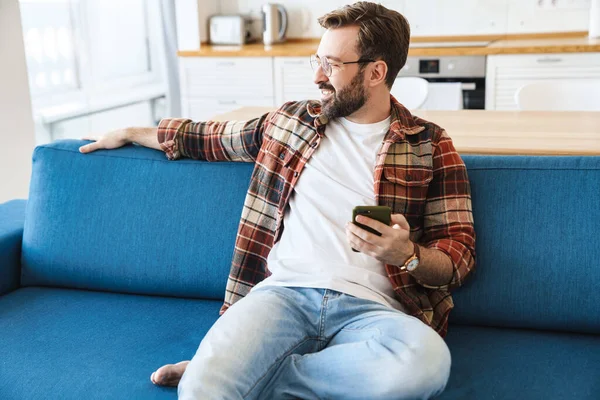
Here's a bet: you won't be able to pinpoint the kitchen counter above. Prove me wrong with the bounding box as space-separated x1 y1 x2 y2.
486 35 600 55
178 32 600 57
210 107 600 156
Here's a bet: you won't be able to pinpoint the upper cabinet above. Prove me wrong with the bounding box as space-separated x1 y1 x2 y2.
506 0 591 34
402 0 508 36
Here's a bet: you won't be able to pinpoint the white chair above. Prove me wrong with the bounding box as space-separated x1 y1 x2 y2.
420 82 463 110
390 77 429 110
515 80 600 111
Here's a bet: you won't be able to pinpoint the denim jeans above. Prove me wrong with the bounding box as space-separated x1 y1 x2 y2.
178 286 451 400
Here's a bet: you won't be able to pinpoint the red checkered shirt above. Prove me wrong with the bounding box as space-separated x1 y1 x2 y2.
157 97 476 337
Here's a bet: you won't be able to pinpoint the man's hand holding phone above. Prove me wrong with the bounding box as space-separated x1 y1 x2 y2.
346 206 414 265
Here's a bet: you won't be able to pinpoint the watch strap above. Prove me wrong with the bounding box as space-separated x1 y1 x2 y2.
400 242 420 271
413 242 421 259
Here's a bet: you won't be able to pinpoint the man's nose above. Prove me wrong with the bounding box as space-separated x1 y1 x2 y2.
313 64 328 86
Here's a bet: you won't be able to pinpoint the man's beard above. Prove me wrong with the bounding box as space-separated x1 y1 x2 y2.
320 69 368 120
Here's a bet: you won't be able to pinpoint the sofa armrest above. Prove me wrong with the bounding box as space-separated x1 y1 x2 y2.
0 199 27 296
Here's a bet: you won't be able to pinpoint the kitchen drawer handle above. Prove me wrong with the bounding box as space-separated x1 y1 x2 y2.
217 61 236 67
218 100 237 105
536 57 563 63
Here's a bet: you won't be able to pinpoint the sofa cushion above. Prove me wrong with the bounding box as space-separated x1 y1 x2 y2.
452 155 600 335
0 287 220 399
441 324 600 400
2 287 598 399
22 140 254 300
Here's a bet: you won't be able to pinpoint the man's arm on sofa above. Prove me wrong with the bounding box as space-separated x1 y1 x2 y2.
0 200 27 296
78 127 161 154
157 110 275 162
78 109 277 162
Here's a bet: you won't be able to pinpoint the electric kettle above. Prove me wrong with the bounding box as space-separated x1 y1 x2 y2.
262 3 287 45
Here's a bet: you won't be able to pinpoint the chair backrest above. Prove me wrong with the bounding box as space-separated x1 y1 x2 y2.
515 80 600 111
420 82 463 110
390 77 429 110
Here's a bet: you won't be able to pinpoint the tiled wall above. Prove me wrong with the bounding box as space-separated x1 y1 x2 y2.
216 0 591 38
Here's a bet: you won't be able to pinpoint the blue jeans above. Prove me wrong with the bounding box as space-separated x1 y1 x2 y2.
178 286 451 399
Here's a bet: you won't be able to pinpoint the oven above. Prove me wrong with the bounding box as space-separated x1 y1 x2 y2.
397 55 486 110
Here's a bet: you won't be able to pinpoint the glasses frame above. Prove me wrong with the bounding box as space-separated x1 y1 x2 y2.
310 54 376 77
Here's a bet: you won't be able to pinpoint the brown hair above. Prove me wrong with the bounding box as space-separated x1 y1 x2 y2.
318 1 410 89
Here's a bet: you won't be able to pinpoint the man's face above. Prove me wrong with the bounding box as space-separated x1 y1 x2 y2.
314 26 369 120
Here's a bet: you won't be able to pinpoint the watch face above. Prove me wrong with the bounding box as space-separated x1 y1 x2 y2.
407 259 420 272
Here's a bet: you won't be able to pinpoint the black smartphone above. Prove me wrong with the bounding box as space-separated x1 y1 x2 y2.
351 206 392 252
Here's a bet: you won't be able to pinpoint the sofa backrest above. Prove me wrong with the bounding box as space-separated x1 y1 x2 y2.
22 140 251 301
23 141 600 334
452 155 600 335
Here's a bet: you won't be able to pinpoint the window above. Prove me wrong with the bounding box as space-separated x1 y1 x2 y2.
19 0 166 143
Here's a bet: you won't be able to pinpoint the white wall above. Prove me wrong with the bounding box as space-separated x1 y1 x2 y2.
0 0 36 203
175 0 219 48
215 0 591 38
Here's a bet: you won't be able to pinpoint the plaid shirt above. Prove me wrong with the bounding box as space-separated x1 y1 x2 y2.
157 97 476 338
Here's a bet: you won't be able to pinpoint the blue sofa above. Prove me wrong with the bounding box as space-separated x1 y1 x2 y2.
1 139 599 400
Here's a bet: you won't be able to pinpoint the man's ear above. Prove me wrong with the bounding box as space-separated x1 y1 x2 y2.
368 60 388 87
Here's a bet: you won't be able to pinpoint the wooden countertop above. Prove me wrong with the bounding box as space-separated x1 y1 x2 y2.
178 32 600 57
486 35 600 55
211 107 600 156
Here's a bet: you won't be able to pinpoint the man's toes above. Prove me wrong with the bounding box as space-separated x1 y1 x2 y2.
151 365 172 386
151 361 190 387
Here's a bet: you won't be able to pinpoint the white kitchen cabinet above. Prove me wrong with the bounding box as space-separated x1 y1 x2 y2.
185 97 276 121
179 57 276 120
486 53 600 110
274 57 321 105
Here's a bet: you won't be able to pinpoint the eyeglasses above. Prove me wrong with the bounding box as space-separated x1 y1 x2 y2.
310 54 375 77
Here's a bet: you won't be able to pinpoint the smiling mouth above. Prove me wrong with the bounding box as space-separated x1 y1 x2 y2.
320 88 334 100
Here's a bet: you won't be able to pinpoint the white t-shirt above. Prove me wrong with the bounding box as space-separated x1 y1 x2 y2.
252 115 407 313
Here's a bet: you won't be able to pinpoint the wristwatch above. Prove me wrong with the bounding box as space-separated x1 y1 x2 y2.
400 242 421 272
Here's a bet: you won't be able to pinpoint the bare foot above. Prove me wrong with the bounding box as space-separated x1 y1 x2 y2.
150 361 190 386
